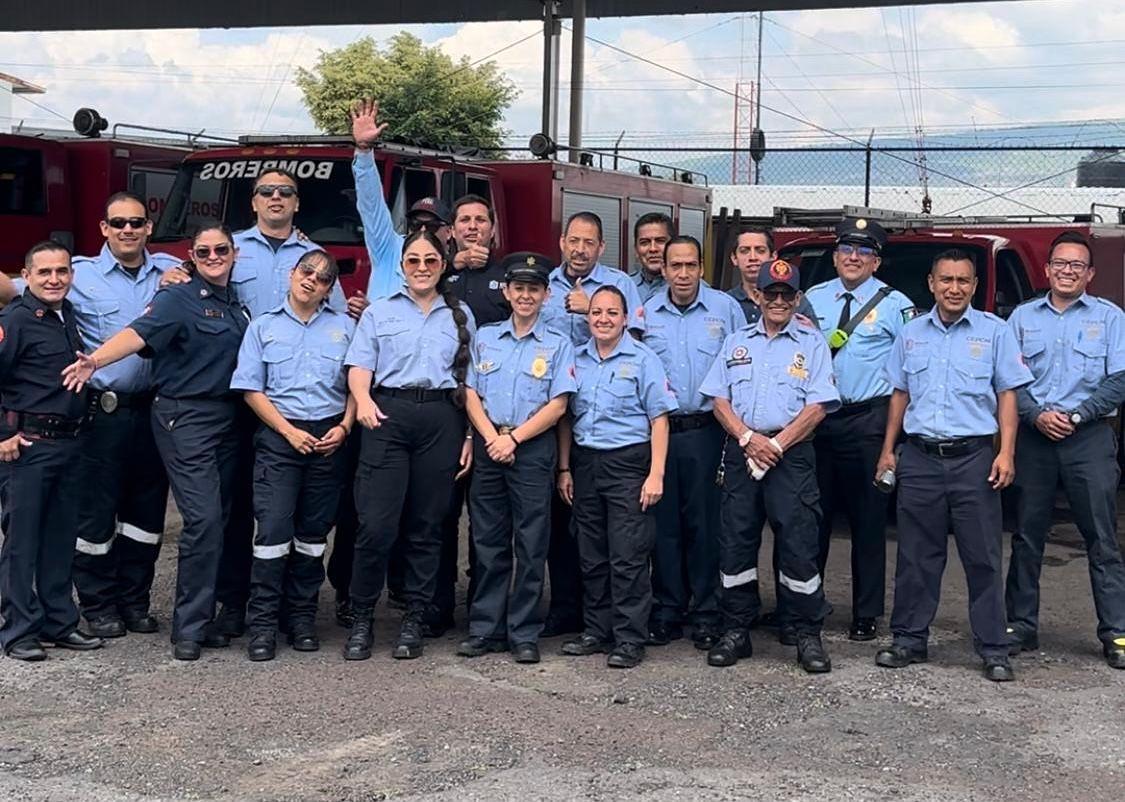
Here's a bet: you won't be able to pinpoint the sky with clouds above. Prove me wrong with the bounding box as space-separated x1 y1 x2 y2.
4 1 1125 151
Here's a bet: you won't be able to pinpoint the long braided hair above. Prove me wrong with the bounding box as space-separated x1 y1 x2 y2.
403 229 471 408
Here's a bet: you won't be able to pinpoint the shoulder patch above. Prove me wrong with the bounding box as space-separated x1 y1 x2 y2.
901 307 921 323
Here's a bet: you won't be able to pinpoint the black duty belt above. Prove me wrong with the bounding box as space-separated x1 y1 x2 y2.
5 411 83 440
833 396 890 418
669 412 716 433
90 389 153 414
375 386 454 403
908 435 992 458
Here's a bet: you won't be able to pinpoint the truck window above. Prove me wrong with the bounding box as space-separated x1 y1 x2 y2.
152 157 360 245
561 190 622 269
129 166 176 227
678 207 708 253
389 167 438 234
0 146 46 215
994 248 1031 319
780 241 989 311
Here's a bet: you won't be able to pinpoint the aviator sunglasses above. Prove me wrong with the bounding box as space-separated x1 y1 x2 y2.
255 184 298 198
106 217 148 230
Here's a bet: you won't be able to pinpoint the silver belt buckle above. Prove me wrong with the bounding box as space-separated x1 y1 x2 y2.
99 390 119 414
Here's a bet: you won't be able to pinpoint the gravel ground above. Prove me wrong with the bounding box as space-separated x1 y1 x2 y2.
1 496 1123 802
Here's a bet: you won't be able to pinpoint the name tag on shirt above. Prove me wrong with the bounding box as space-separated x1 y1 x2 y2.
204 309 224 318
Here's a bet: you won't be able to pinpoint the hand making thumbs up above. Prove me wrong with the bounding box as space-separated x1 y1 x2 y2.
565 276 590 314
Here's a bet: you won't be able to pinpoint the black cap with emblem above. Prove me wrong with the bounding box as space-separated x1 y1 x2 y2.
835 217 888 253
501 252 552 287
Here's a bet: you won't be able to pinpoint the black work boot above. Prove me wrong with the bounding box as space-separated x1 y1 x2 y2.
796 632 831 674
343 608 374 661
393 611 425 660
247 632 276 662
707 628 753 667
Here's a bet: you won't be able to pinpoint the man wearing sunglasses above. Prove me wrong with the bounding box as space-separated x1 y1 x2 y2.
727 227 818 327
804 218 916 645
700 258 840 673
57 193 181 640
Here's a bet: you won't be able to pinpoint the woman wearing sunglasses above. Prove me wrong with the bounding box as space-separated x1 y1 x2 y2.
341 229 475 662
556 285 677 669
62 223 251 661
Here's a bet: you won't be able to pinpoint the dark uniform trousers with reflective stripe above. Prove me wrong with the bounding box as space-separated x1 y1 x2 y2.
468 432 556 643
890 440 1006 657
349 394 464 615
72 399 169 621
247 418 347 634
0 437 83 649
215 404 256 618
326 430 360 600
1006 421 1125 644
150 396 240 644
718 439 829 634
571 442 655 646
814 401 891 620
650 420 722 629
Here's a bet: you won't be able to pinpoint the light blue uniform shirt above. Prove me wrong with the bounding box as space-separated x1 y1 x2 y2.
542 263 646 345
804 275 916 404
230 300 354 420
466 317 577 427
345 289 477 390
885 306 1032 439
231 227 344 317
630 269 665 305
642 286 745 414
70 245 181 393
352 150 406 301
700 316 841 432
571 334 678 449
1007 293 1125 413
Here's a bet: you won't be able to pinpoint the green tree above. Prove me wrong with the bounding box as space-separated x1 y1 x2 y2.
295 33 517 150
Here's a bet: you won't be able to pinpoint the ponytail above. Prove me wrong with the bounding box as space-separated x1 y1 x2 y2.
443 289 471 409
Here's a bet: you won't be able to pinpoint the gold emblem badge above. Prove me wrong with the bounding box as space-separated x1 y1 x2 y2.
531 356 548 379
969 342 983 359
864 308 878 325
787 351 809 380
769 260 793 280
856 218 868 230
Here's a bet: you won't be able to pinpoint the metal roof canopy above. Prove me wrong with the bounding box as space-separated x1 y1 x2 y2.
3 1 990 31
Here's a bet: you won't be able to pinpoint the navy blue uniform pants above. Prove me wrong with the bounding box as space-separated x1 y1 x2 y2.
326 429 360 600
0 437 82 650
72 399 168 621
718 439 828 634
247 417 347 634
215 404 255 616
890 439 1006 658
151 396 239 644
814 400 891 620
571 442 655 646
468 432 556 643
650 418 722 629
1006 422 1125 644
547 495 583 624
349 394 463 614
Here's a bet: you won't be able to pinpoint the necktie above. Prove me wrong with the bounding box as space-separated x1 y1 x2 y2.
836 292 854 330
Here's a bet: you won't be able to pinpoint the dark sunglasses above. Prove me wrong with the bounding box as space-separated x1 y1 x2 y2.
106 216 148 230
193 244 232 259
255 184 298 198
295 263 334 286
408 219 445 234
761 288 798 302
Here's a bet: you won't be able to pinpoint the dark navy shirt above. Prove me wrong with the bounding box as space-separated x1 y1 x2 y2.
129 274 250 400
0 290 88 433
442 259 510 326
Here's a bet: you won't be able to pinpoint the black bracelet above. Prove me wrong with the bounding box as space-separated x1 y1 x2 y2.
557 467 571 474
508 431 521 445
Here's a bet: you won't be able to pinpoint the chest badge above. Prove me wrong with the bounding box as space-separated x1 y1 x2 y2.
787 351 809 380
478 360 495 372
727 345 752 368
531 356 548 378
330 329 346 343
34 309 45 318
864 307 878 325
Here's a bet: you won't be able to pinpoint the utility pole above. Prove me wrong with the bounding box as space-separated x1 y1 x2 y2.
541 1 560 145
567 0 586 163
754 11 764 185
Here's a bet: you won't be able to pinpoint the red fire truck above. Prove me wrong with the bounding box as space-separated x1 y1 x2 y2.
149 136 713 298
0 118 190 271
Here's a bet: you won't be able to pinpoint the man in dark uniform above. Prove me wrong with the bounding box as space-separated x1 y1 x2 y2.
875 249 1031 681
1005 231 1125 668
805 218 916 642
0 241 104 661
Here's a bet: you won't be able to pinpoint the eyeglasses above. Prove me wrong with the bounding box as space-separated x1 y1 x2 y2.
255 184 298 199
295 263 334 286
1047 259 1090 273
403 255 443 269
837 243 877 258
106 216 148 230
193 244 232 259
761 288 798 302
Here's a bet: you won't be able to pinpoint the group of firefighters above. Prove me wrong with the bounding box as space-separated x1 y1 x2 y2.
0 99 1122 681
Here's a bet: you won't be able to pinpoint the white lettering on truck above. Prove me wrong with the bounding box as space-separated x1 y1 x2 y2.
198 160 335 181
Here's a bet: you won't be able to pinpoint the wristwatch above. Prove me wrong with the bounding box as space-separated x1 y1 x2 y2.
1069 411 1082 426
738 429 754 448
